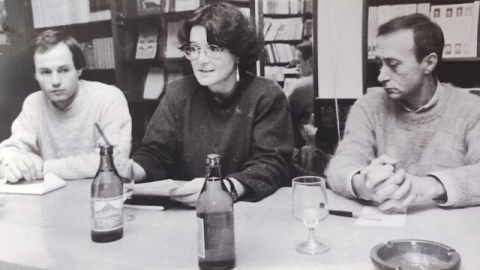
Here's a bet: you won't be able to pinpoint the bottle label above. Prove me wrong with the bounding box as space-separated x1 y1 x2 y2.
197 212 235 261
197 217 205 258
91 196 124 231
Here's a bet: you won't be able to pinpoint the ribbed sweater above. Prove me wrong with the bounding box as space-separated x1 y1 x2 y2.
0 80 132 180
133 74 293 201
326 84 480 208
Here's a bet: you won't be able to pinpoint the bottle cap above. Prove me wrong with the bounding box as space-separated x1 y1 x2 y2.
205 154 221 167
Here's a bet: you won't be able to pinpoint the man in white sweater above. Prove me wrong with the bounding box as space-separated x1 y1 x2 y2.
0 30 131 182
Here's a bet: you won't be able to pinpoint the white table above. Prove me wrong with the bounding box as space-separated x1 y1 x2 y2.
0 179 479 269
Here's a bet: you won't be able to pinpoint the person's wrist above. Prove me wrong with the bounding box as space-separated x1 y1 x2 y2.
224 178 238 202
427 176 446 200
352 173 371 201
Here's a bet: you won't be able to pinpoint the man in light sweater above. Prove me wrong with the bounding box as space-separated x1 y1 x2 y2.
326 14 480 210
0 30 131 182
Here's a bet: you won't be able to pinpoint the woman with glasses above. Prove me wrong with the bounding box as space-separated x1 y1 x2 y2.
131 2 293 206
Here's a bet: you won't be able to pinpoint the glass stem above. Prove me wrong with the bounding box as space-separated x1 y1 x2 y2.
307 227 317 243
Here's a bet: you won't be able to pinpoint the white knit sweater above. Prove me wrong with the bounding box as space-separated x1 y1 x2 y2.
0 80 132 179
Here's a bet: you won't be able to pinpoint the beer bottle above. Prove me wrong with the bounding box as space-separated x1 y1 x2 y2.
197 154 236 270
91 145 124 242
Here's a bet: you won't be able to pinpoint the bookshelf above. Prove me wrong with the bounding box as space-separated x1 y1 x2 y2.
257 0 313 86
30 0 115 86
111 0 207 144
364 0 480 89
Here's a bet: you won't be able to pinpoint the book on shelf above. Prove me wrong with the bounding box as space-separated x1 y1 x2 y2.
165 21 184 58
31 0 112 28
137 0 169 15
264 17 304 41
265 44 296 64
367 6 378 59
417 3 431 17
81 38 114 70
136 26 159 59
90 0 111 21
143 67 165 100
304 19 313 37
173 0 200 12
430 2 479 58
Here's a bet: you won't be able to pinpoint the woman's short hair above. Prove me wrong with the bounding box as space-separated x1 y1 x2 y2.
177 2 261 75
34 30 87 70
378 14 444 66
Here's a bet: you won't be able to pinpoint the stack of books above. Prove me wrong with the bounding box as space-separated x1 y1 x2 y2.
263 0 309 14
367 2 480 59
367 3 431 59
31 0 111 28
80 37 115 70
264 44 296 64
264 17 304 41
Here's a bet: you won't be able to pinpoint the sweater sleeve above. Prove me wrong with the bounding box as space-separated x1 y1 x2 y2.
132 87 178 181
227 89 294 201
428 109 480 208
0 94 44 167
325 97 377 199
44 90 132 180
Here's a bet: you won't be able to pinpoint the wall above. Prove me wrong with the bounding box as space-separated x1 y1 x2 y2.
316 0 363 99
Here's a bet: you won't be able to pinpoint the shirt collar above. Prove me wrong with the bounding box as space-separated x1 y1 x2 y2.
398 79 443 113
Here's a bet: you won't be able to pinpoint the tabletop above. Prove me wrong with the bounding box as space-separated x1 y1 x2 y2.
0 179 479 270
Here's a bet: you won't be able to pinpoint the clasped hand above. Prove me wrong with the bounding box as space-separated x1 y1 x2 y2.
353 155 446 210
0 154 44 183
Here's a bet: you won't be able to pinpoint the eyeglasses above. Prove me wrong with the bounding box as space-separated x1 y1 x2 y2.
182 45 224 61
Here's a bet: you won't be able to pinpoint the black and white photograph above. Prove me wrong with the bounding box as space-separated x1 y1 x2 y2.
0 0 479 269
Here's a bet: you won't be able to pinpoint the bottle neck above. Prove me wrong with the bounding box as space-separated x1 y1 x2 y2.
98 152 116 172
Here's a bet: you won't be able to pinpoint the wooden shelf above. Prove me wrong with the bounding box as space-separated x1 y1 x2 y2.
367 57 480 63
263 14 303 18
264 40 303 44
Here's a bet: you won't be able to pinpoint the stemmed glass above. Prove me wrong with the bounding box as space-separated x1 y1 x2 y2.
292 176 330 255
118 160 135 222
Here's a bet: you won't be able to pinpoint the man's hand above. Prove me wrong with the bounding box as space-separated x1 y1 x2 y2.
377 174 447 210
352 155 398 201
4 153 44 183
169 177 205 207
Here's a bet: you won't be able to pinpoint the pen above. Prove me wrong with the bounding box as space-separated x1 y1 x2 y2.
329 210 381 221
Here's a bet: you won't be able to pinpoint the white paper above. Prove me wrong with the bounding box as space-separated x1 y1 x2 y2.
355 206 407 227
133 180 179 197
0 173 67 195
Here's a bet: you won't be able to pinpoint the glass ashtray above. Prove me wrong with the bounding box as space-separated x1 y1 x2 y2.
370 239 461 270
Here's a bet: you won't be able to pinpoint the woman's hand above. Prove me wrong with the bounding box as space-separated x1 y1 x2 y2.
169 177 205 207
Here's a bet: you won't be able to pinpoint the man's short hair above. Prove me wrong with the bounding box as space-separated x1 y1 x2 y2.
296 41 313 61
378 14 444 67
34 30 87 70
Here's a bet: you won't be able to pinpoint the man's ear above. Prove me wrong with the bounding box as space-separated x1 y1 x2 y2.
423 53 438 74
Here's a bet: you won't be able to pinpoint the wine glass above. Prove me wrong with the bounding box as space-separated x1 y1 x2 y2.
118 160 135 222
292 176 330 255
